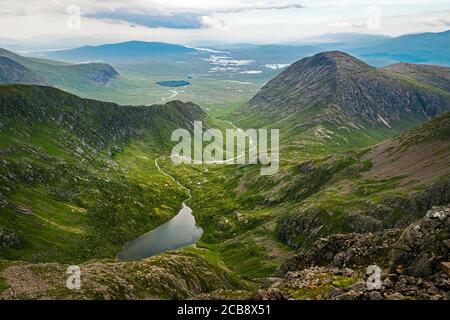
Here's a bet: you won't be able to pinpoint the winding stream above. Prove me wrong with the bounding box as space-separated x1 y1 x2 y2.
117 156 203 261
117 120 251 261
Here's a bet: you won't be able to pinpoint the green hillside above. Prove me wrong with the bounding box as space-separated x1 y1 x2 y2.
0 48 119 91
0 84 204 263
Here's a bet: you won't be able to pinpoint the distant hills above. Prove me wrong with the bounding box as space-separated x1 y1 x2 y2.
299 33 390 46
0 48 119 89
353 30 450 66
2 30 449 71
45 41 197 63
0 57 49 85
237 51 450 149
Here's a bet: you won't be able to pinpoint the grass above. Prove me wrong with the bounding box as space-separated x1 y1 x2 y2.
1 78 449 299
0 260 9 294
283 275 359 300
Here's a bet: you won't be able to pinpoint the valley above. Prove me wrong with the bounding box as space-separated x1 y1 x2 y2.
0 39 449 300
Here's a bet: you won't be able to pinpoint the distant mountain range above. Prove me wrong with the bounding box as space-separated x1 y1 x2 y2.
0 56 49 85
29 30 450 69
353 30 450 66
237 51 450 149
0 48 119 89
45 41 197 63
299 33 390 46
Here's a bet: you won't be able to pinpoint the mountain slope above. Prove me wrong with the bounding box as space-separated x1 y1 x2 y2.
384 62 450 92
45 41 197 63
0 84 205 263
236 51 450 151
0 48 119 88
0 57 48 85
355 30 450 66
275 111 450 248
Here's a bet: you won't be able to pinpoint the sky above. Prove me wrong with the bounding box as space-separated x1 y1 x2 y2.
0 0 449 46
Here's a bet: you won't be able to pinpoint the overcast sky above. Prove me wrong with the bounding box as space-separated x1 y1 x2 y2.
1 0 449 45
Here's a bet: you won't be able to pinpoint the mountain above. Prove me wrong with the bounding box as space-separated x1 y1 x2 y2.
0 48 119 89
0 57 48 85
44 41 197 63
300 33 390 46
276 111 450 248
236 51 450 150
354 30 450 66
384 62 450 92
0 84 205 263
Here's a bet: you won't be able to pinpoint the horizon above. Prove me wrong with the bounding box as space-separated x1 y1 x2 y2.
1 0 450 49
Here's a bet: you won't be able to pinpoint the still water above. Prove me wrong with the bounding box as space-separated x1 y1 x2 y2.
117 203 203 261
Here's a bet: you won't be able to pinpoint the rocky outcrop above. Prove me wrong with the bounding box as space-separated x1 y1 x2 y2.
0 228 19 249
280 229 402 274
330 272 449 300
390 205 450 277
0 251 243 300
270 205 450 300
277 177 450 249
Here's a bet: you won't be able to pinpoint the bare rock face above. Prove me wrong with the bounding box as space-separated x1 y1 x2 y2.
390 205 450 277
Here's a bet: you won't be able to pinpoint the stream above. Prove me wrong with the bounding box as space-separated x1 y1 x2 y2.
117 121 252 261
117 156 203 261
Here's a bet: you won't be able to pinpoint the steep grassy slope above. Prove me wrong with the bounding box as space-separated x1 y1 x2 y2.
0 48 119 90
235 51 450 155
0 57 48 85
0 84 205 263
150 112 449 281
277 112 450 248
384 62 450 92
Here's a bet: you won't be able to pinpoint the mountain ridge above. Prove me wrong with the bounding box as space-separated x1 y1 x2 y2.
45 41 197 63
0 84 205 262
0 48 120 88
237 51 450 149
0 57 49 85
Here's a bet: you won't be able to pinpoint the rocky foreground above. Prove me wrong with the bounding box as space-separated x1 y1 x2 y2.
256 205 450 300
1 206 448 300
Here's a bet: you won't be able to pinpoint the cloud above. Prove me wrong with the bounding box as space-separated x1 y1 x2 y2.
80 0 304 29
0 0 304 29
199 15 228 29
85 12 207 29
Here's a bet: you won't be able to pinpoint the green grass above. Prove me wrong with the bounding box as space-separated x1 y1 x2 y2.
283 275 358 300
0 260 9 294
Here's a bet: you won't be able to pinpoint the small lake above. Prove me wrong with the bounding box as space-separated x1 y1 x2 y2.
117 203 203 261
156 80 190 87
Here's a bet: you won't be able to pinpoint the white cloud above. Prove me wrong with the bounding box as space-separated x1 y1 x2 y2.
0 1 449 44
199 15 228 29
